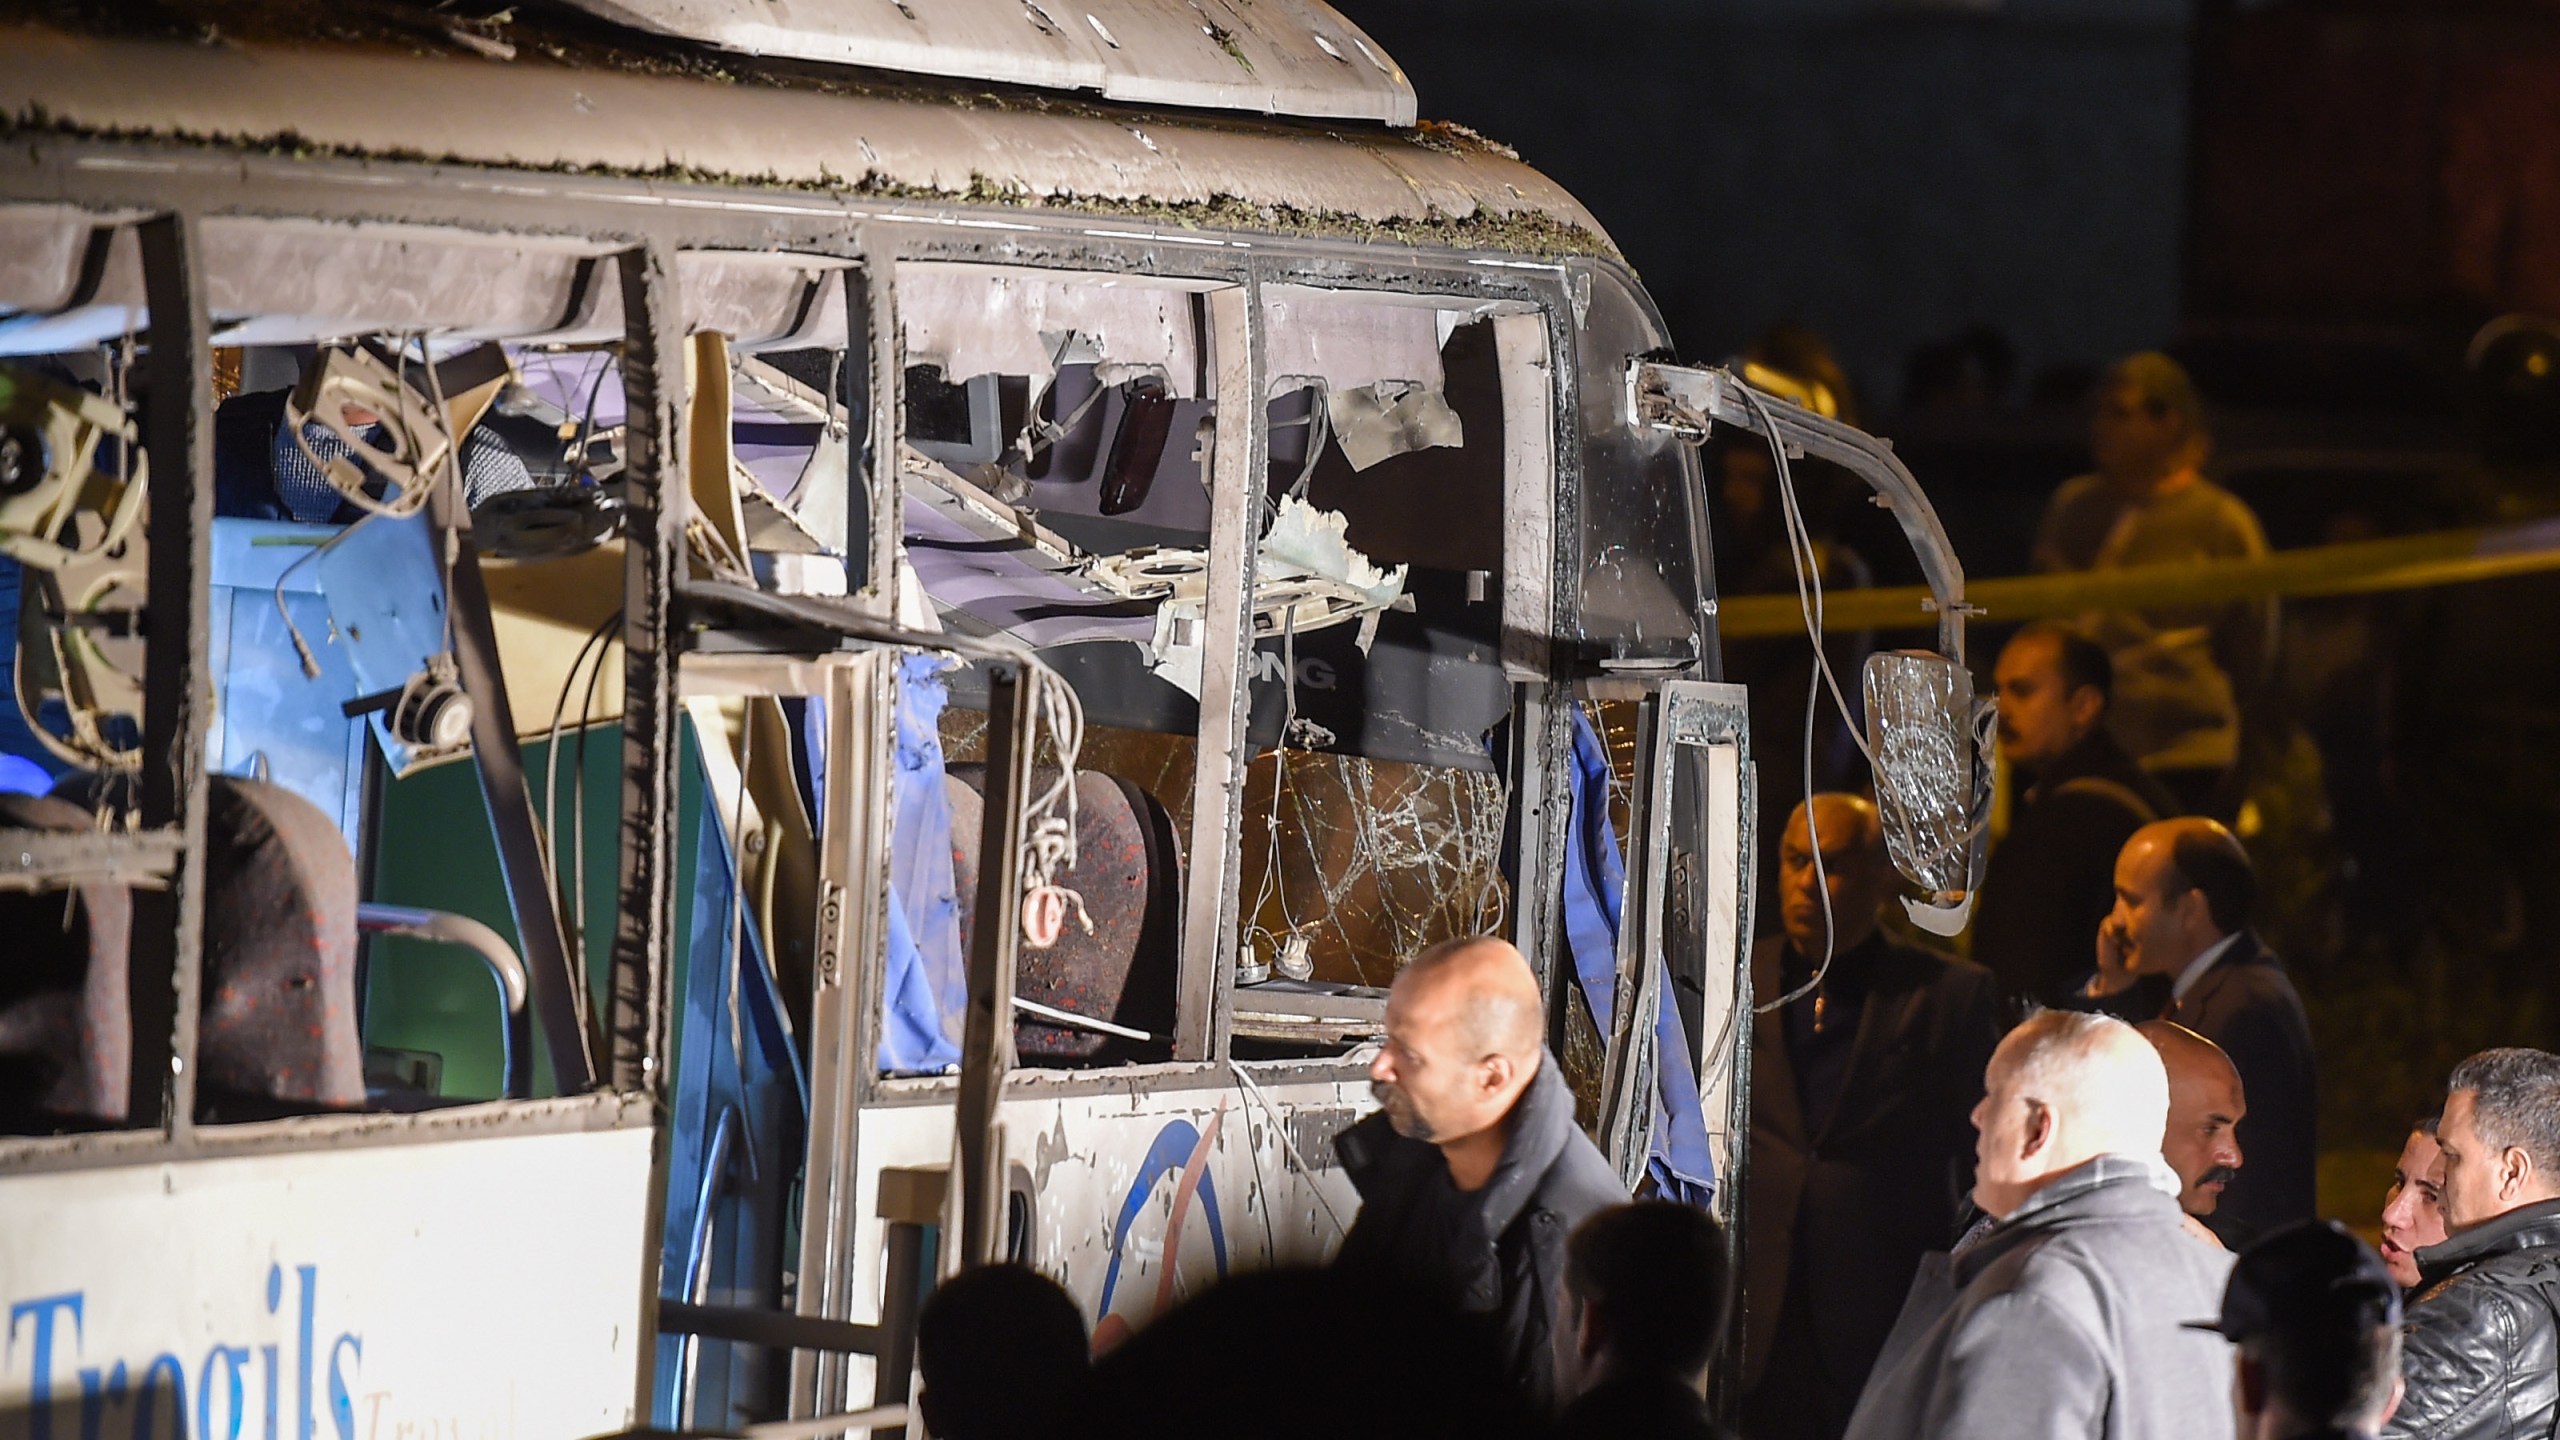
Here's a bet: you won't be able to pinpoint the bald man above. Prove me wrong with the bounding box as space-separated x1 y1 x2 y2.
1843 1012 2237 1440
2080 816 2316 1245
1742 795 2001 1440
2139 1021 2246 1231
1333 936 1627 1410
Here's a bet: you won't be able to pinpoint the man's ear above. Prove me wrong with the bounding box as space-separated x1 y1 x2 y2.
1477 1052 1517 1099
2020 1100 2054 1161
1577 1293 1610 1368
2498 1143 2535 1203
2175 884 2219 940
2066 684 2105 734
2235 1351 2268 1417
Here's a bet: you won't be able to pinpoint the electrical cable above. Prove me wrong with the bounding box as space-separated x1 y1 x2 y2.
1244 606 1303 971
570 607 616 1019
542 609 622 942
1229 1060 1347 1238
1737 378 1852 1017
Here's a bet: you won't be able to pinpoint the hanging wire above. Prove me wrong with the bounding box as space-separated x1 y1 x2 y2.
1735 380 1860 1017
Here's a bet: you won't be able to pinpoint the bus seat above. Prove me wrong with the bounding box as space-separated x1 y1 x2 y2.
0 792 131 1127
198 775 366 1113
945 766 1180 1064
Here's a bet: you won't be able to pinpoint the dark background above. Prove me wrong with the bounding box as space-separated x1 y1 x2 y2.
1332 0 2560 1205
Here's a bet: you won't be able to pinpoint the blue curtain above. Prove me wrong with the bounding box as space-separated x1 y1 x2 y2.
880 655 966 1075
1562 708 1717 1208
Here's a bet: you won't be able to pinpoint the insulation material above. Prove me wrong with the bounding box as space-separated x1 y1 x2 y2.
1262 288 1447 397
899 267 1207 398
1238 752 1508 988
1091 496 1411 696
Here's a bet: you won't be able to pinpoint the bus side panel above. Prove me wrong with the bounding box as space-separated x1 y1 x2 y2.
847 1075 1366 1373
0 1125 656 1440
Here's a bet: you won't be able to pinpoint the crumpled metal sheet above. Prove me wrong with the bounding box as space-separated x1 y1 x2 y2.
1324 380 1464 471
1238 752 1508 988
0 25 1610 247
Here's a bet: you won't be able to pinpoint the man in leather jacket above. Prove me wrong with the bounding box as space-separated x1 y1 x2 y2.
2383 1047 2560 1440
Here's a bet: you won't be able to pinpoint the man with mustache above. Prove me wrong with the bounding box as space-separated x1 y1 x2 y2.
1334 936 1628 1410
2080 817 2316 1246
2139 1021 2247 1242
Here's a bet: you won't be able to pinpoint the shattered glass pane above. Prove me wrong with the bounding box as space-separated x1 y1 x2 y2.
1236 751 1509 988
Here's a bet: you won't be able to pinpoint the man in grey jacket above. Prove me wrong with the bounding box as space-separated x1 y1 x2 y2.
1844 1010 2237 1440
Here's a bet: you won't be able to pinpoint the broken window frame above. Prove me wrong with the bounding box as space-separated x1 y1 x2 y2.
0 208 706 1170
864 253 1587 1092
0 136 1659 1147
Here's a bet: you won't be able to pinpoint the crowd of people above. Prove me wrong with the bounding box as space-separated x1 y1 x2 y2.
909 935 2559 1440
893 345 2560 1438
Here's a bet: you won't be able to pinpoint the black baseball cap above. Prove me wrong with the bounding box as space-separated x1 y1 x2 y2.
2185 1220 2404 1342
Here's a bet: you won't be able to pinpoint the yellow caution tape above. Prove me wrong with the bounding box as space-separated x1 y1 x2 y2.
1715 515 2560 638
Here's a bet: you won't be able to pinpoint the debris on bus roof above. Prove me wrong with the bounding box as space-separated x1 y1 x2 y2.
0 10 1613 259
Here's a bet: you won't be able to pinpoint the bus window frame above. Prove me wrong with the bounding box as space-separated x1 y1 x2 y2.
862 258 1583 1100
0 214 710 1173
0 136 1624 1162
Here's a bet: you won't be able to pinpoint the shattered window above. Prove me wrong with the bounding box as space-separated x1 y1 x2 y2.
891 269 1537 1063
896 264 1226 1070
0 213 717 1122
677 254 873 1051
1228 287 1530 1054
0 213 150 1129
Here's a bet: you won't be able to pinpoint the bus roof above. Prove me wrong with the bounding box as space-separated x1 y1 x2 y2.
0 11 1611 259
562 0 1418 126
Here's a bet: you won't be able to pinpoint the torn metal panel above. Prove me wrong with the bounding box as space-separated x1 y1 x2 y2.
1090 496 1406 629
560 0 1415 126
1261 286 1449 397
1324 381 1464 471
898 266 1211 400
0 214 626 355
0 27 1609 251
678 251 856 352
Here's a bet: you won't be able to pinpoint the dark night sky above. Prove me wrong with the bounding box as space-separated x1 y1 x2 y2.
1330 0 2192 413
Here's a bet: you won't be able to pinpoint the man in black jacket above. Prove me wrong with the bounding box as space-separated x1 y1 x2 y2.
1555 1202 1736 1440
2383 1047 2560 1440
1333 935 1627 1410
2079 816 2316 1246
1974 624 2177 1013
1741 795 2002 1440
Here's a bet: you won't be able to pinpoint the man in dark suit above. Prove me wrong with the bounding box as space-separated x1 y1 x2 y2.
1740 794 2002 1440
1972 623 2179 1014
2080 816 2317 1247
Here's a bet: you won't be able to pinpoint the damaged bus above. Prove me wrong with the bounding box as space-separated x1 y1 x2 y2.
0 3 1985 1435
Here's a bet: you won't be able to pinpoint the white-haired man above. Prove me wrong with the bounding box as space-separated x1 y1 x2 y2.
1843 1010 2238 1440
